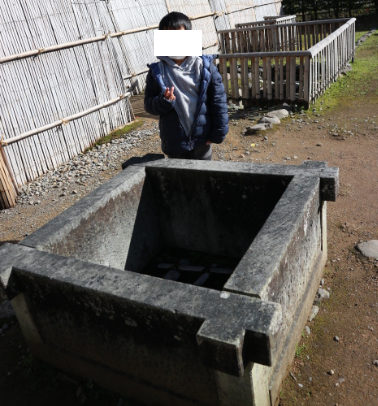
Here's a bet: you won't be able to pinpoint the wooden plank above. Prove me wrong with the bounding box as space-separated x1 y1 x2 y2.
251 57 256 99
286 56 290 100
274 56 279 100
299 56 304 98
262 57 267 98
280 57 284 100
304 56 310 104
290 56 296 102
242 57 249 98
230 57 238 99
267 57 272 100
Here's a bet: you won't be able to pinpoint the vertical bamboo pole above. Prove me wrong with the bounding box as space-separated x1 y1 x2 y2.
0 144 17 209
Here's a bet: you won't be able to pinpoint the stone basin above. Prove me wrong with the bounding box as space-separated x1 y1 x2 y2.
0 159 338 406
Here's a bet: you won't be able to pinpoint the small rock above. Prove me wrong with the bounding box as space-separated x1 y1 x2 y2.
0 301 15 319
259 116 281 125
72 190 78 195
305 326 311 335
264 136 268 141
373 360 378 366
308 305 319 322
298 383 303 388
320 278 325 286
334 336 340 342
317 288 330 301
316 142 322 146
309 377 313 382
356 240 378 258
267 109 289 120
244 124 267 135
328 370 335 375
336 378 345 385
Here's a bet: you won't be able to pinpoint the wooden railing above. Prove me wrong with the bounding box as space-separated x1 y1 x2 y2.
219 18 349 54
217 18 356 107
235 15 297 29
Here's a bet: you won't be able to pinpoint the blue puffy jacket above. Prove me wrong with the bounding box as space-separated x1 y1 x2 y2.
144 55 229 156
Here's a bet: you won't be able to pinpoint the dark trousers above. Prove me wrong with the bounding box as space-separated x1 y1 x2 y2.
167 144 212 160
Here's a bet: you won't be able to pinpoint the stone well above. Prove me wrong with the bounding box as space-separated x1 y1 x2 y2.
0 159 338 406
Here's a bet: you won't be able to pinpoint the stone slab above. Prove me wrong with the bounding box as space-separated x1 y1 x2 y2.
356 240 378 258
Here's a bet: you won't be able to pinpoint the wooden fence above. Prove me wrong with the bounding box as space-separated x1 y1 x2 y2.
235 14 296 28
217 18 355 106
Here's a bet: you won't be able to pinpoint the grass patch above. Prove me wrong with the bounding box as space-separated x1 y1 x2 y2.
89 119 144 149
295 343 306 358
312 31 378 111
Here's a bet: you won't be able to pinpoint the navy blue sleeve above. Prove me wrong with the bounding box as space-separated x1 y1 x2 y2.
206 63 229 144
144 69 176 115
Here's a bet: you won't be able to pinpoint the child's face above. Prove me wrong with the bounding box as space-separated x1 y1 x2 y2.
164 25 187 63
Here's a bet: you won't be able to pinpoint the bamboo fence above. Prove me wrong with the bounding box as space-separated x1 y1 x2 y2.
0 0 284 209
218 18 355 106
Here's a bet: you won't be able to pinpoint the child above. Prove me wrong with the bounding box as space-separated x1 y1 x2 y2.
144 11 229 160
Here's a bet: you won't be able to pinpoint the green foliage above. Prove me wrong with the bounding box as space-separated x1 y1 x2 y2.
295 343 306 358
282 0 377 20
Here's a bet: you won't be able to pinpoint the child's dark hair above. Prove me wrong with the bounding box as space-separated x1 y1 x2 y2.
159 12 192 30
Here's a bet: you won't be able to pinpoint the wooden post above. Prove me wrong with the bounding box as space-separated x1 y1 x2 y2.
290 56 296 101
280 57 284 100
242 57 249 98
286 56 291 100
220 57 228 97
230 57 238 99
304 56 310 105
263 57 267 98
255 58 260 99
251 57 256 99
299 56 304 98
0 144 17 210
267 57 272 100
274 56 279 100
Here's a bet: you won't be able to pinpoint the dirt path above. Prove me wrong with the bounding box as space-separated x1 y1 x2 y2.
1 17 377 406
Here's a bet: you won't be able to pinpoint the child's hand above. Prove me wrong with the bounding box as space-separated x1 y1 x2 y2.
164 87 176 101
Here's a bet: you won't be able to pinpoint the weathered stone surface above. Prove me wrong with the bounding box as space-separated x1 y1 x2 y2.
267 109 289 120
308 306 319 322
356 240 378 258
245 124 267 134
0 300 15 319
1 159 338 406
259 116 281 125
316 288 330 301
